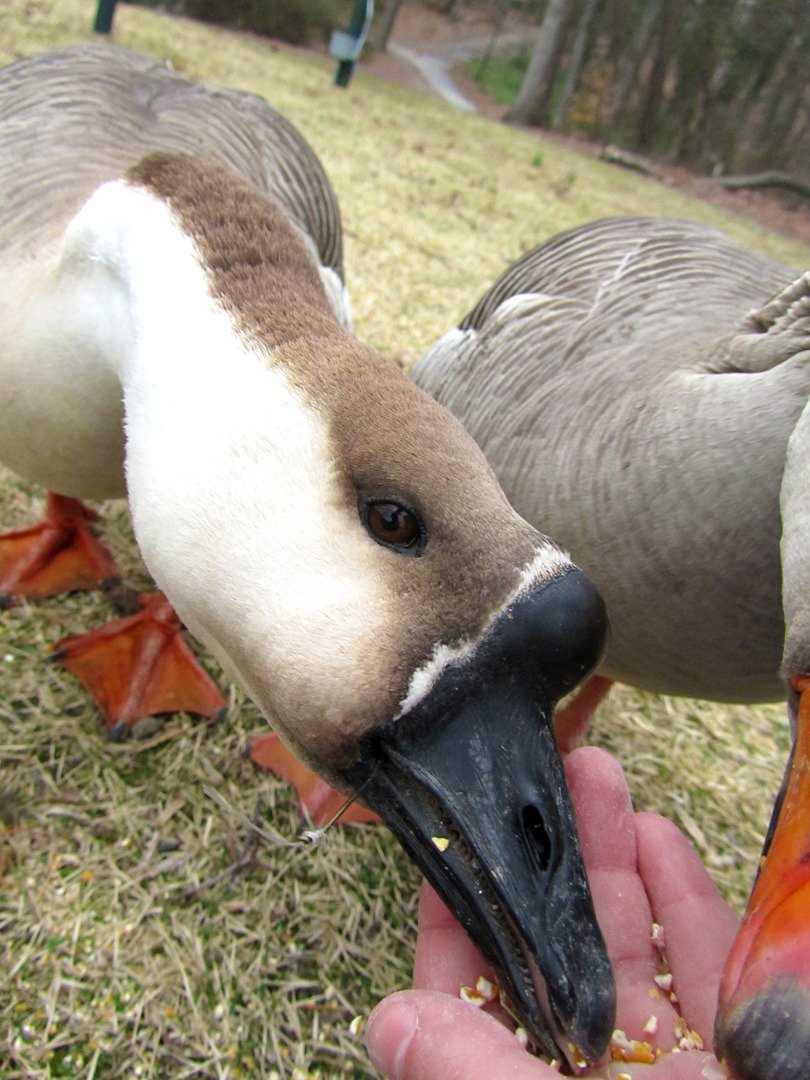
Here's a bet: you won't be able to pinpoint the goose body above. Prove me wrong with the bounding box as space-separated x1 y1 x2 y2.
0 46 616 1065
413 215 810 705
0 44 348 501
412 216 810 1080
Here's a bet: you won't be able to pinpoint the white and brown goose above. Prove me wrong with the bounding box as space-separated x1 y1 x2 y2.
0 46 615 1067
412 215 810 1080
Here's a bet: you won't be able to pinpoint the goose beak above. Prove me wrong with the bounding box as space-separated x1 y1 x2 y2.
715 675 810 1080
340 567 615 1066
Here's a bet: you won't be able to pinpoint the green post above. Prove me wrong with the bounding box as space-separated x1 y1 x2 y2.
329 0 374 88
93 0 117 34
334 60 355 89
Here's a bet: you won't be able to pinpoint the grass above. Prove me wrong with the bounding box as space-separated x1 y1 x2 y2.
1 1 809 1077
464 47 531 107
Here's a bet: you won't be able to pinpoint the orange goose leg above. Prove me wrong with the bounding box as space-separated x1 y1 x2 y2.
1 494 224 737
0 493 119 606
715 674 810 1080
52 591 225 740
554 673 614 754
248 732 380 826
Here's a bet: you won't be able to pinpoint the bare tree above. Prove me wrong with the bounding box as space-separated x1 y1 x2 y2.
505 0 572 127
637 0 678 150
750 12 810 171
489 0 809 181
606 0 664 126
374 0 404 50
552 0 599 129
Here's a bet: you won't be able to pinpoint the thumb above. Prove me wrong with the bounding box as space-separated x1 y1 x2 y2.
366 990 551 1080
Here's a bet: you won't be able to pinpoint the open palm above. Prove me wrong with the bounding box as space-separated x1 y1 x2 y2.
367 746 740 1080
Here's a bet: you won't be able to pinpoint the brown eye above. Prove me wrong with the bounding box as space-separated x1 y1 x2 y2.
362 500 425 555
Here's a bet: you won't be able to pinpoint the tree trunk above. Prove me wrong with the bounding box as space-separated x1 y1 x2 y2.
552 0 599 129
637 0 677 150
505 0 572 127
752 16 810 171
374 0 404 50
607 0 664 126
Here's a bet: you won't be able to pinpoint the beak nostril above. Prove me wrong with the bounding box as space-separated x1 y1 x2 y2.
522 804 552 873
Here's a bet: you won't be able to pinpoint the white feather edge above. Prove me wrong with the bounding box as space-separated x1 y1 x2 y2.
397 545 573 716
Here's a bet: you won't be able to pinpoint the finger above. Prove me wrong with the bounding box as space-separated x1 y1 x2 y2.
367 990 555 1080
412 879 495 996
602 1051 729 1080
566 748 681 1049
635 812 740 1047
566 746 638 872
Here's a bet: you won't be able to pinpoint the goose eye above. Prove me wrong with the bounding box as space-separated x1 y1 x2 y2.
362 500 425 555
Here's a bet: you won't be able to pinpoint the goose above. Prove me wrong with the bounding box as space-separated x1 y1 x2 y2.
411 215 810 1080
0 45 616 1067
0 39 352 733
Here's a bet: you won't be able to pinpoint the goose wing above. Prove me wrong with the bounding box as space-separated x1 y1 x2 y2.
413 217 810 703
0 44 342 283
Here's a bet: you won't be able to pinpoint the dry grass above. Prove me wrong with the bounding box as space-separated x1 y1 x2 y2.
0 1 808 1077
1 478 421 1080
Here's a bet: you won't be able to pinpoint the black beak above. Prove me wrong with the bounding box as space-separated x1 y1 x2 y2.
340 567 616 1067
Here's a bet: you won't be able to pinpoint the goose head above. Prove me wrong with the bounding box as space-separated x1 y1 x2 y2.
50 151 614 1064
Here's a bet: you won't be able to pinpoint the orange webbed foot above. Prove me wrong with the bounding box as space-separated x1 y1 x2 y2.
715 674 810 1080
0 492 119 607
554 674 614 754
248 732 380 827
52 591 225 737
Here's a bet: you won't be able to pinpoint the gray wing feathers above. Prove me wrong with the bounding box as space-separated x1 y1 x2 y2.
416 216 801 399
412 215 810 702
0 45 343 277
459 216 790 335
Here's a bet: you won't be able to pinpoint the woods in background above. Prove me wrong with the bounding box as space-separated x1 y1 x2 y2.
501 0 809 182
132 0 809 185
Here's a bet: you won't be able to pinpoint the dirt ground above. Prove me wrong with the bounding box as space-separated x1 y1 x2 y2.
361 0 810 250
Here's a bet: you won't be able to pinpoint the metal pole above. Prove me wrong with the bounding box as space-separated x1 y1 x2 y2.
93 0 117 34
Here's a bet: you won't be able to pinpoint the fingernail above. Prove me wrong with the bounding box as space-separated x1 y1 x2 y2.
366 995 418 1080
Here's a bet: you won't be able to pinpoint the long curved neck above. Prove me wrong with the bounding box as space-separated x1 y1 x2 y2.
782 396 810 688
60 174 246 389
59 152 344 387
56 169 361 724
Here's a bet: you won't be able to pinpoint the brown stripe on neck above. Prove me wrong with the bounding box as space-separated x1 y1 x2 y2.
126 151 340 350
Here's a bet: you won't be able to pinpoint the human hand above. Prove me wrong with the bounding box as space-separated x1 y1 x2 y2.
366 746 740 1079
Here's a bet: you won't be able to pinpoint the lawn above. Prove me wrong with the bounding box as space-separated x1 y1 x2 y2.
1 2 808 1078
